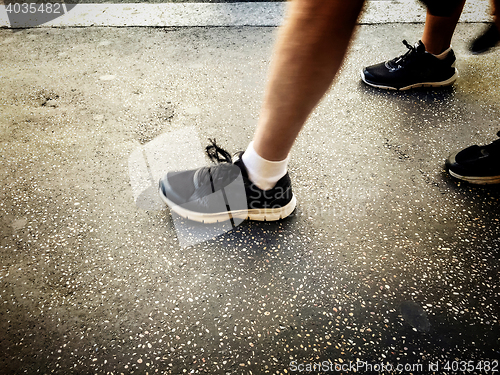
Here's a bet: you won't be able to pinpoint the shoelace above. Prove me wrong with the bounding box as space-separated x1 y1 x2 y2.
206 138 232 164
195 140 240 188
388 40 419 68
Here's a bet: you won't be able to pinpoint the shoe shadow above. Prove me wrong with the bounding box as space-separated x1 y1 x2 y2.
357 81 457 103
169 209 300 250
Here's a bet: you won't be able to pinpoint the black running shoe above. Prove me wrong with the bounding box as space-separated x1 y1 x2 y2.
446 131 500 184
361 40 458 90
470 23 500 54
158 140 296 223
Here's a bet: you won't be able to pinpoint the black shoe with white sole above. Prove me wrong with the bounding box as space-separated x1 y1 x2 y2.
159 140 296 223
361 40 458 90
446 131 500 185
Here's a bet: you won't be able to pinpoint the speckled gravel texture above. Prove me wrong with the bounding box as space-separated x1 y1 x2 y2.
1 24 499 374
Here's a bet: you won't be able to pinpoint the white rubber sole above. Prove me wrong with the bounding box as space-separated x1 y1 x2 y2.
360 70 458 91
448 169 500 185
159 189 297 223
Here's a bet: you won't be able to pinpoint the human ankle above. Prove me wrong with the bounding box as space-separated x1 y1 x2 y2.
421 39 451 56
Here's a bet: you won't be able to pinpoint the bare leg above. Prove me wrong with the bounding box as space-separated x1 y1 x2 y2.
252 0 365 161
421 0 466 55
492 0 500 29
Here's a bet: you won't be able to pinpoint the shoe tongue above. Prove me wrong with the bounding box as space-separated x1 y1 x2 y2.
193 163 241 191
415 40 426 53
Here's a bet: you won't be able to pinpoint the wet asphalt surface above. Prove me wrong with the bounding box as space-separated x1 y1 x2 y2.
1 23 499 374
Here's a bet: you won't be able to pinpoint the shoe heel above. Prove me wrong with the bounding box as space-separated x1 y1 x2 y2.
247 195 297 221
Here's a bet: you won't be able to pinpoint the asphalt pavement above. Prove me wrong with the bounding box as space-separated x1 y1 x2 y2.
1 8 499 375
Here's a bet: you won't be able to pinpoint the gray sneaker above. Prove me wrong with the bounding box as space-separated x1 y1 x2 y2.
158 140 296 223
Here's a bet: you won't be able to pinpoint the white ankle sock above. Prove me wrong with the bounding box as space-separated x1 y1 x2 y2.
241 142 288 190
432 46 452 60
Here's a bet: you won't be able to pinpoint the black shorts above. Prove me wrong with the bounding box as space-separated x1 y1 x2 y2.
420 0 463 17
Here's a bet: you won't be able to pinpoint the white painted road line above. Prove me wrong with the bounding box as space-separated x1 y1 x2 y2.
0 0 491 28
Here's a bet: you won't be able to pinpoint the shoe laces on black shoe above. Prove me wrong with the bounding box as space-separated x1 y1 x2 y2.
386 40 425 70
206 138 233 164
188 139 241 201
